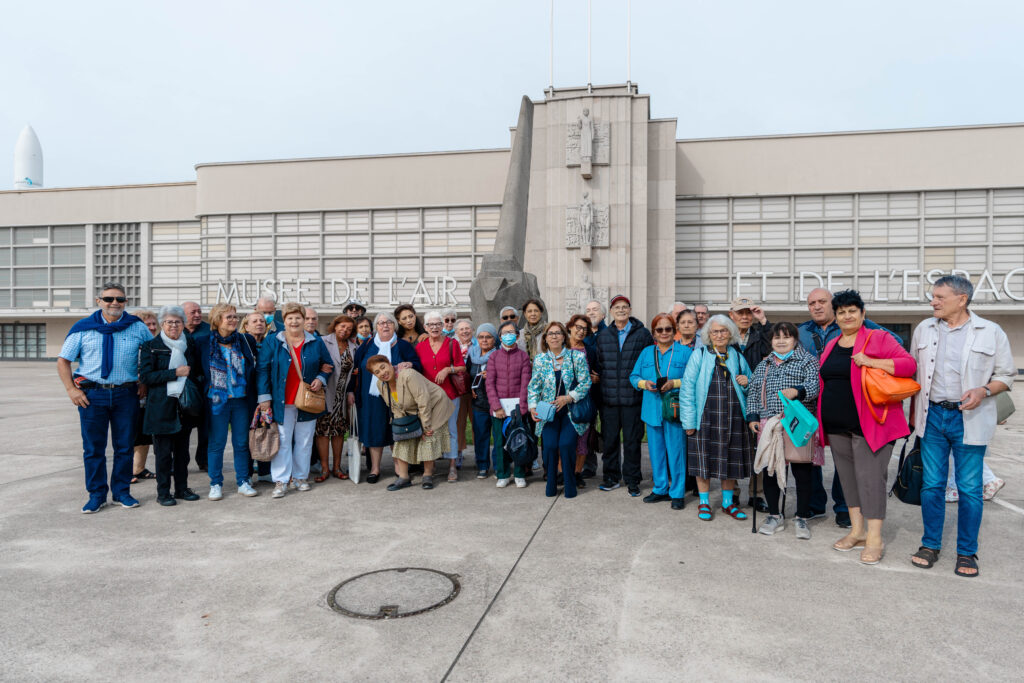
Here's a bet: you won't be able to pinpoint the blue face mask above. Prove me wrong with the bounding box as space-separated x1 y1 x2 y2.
501 332 518 347
263 313 274 325
443 329 456 338
357 333 369 342
773 349 795 361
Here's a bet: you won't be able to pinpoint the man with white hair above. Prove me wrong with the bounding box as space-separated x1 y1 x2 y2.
910 275 1014 577
693 304 709 329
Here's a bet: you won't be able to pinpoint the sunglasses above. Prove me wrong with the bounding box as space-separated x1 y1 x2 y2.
654 327 674 334
501 315 517 321
444 318 457 323
99 296 127 303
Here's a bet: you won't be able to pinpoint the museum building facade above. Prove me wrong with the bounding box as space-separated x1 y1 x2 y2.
1 84 1023 368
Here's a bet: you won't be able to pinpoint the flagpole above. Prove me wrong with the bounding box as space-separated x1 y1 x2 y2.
627 0 632 88
549 0 554 93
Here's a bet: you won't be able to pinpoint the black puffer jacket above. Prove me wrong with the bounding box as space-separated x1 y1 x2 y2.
595 317 653 407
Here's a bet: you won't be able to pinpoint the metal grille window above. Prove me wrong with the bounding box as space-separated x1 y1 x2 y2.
0 225 87 310
94 223 141 302
0 323 46 359
676 188 1024 305
200 206 499 309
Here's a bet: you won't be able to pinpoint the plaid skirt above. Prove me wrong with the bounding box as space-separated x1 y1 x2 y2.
687 363 754 480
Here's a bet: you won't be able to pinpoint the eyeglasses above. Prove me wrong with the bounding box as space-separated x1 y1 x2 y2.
572 325 588 332
99 296 127 303
444 318 456 323
425 322 442 328
545 331 564 337
709 329 730 336
376 321 394 327
501 315 517 321
163 320 183 326
654 327 674 334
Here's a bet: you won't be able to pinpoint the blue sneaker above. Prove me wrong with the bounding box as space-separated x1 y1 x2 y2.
113 494 140 509
81 496 107 514
599 479 621 492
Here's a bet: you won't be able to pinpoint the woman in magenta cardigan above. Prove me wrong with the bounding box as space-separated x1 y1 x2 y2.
816 290 916 566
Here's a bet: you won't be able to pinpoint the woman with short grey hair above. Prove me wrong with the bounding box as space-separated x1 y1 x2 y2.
681 314 755 522
416 309 468 482
699 314 741 348
441 308 459 338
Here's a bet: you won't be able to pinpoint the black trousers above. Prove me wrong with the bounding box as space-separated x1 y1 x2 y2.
762 462 816 518
599 404 644 486
153 430 191 498
180 412 208 470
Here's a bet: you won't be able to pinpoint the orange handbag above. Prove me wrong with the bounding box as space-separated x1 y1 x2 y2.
858 330 920 424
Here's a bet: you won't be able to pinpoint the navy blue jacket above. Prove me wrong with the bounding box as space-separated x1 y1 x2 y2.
595 317 653 407
256 331 333 423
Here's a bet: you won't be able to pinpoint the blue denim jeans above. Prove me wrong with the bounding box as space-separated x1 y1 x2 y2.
542 409 578 498
78 385 138 500
206 398 251 487
920 404 987 556
810 462 848 514
472 410 496 471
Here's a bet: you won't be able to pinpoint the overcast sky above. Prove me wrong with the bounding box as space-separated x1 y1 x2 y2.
3 0 1023 188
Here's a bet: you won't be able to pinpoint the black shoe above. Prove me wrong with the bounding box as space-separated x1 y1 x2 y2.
421 476 434 490
671 498 685 510
386 478 412 492
366 473 380 484
835 511 852 528
627 485 641 497
555 473 564 486
752 496 770 513
643 492 670 503
175 488 200 501
575 473 586 489
806 509 827 520
599 479 621 491
158 496 177 507
581 469 596 479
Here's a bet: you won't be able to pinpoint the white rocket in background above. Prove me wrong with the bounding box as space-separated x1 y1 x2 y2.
14 124 43 189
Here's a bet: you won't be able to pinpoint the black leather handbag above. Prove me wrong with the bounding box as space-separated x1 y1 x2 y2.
391 414 423 441
178 378 203 417
890 436 923 506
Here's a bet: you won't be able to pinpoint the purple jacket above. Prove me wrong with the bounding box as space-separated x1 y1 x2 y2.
485 345 532 415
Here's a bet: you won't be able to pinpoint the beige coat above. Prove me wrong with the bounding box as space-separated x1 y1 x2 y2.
377 369 454 433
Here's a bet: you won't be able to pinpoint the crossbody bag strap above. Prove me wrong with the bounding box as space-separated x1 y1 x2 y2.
286 339 304 378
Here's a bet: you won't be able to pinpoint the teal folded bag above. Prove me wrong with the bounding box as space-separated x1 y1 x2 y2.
778 390 819 448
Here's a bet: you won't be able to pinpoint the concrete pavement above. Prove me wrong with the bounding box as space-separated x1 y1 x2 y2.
1 362 1022 681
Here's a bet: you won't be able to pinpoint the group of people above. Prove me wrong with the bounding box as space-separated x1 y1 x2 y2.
59 275 1014 576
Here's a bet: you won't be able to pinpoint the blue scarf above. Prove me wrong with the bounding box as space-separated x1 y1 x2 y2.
468 344 494 366
66 309 142 379
208 329 246 414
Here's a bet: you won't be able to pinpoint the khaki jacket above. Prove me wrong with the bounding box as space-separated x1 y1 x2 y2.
912 312 1015 446
378 369 454 433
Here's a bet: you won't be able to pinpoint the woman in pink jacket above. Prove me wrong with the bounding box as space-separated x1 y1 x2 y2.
817 290 917 566
485 320 533 488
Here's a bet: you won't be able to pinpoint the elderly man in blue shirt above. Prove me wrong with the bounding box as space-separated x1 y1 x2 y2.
797 287 902 528
57 282 153 513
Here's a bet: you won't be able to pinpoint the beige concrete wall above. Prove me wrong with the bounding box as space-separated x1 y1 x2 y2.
0 183 196 226
195 150 509 215
676 124 1024 197
646 118 678 318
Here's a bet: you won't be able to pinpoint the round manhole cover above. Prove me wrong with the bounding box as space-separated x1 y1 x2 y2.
327 567 461 620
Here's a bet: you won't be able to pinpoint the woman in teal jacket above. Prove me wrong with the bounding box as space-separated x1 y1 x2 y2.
630 313 693 509
527 321 592 499
681 314 754 521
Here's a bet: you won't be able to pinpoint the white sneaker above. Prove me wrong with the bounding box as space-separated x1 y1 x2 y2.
237 482 258 497
297 479 311 492
496 477 511 488
288 479 298 491
794 517 811 540
272 482 286 499
983 478 1005 501
758 514 783 535
208 484 223 501
515 477 527 488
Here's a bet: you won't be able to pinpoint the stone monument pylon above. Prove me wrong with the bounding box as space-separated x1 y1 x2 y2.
470 97 544 327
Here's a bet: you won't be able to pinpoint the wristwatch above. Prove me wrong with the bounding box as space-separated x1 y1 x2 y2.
984 386 992 397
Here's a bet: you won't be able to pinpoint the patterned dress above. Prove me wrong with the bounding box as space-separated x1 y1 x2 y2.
316 348 353 437
687 359 755 480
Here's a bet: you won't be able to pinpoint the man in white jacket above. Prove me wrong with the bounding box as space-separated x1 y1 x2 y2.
909 275 1015 578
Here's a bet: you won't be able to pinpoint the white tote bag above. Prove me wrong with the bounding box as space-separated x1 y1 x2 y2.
346 405 362 484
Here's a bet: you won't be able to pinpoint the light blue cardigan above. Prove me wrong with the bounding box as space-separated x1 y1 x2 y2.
680 344 752 431
526 349 592 436
629 342 693 427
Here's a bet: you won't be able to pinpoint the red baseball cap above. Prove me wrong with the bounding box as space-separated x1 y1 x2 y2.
609 294 631 308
